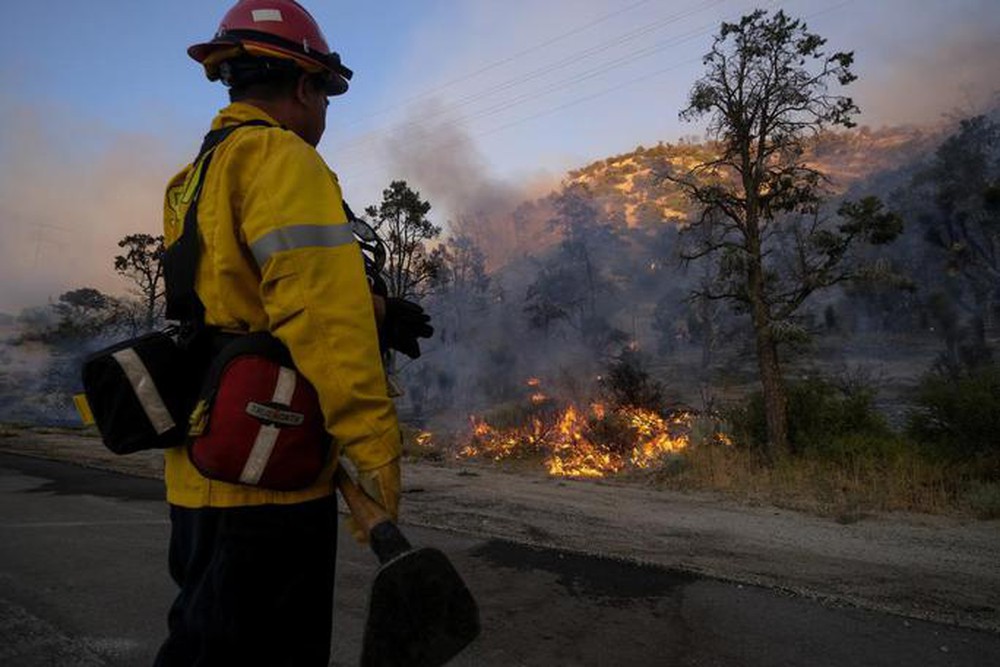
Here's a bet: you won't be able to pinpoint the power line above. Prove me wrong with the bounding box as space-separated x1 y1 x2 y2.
446 24 713 129
335 0 855 187
331 0 726 159
333 0 726 164
341 52 707 184
336 0 657 129
333 18 722 177
472 0 856 141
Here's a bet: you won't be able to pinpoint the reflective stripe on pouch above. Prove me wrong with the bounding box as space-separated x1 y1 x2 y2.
249 224 356 267
272 366 297 404
111 349 176 435
239 367 298 485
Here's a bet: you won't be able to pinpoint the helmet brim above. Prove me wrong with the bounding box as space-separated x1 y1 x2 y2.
188 40 238 64
188 38 350 95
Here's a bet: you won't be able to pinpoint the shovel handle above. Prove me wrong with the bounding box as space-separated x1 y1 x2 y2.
334 466 389 533
335 466 412 564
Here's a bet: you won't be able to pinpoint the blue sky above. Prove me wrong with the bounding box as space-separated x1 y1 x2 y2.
1 0 998 312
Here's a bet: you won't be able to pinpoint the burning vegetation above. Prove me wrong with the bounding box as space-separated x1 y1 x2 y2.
437 377 717 478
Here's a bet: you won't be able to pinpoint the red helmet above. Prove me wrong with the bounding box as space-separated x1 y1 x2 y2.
188 0 352 95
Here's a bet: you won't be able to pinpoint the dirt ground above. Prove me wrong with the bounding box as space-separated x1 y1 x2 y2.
1 425 997 634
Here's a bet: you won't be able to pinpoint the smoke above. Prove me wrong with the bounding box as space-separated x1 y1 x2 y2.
858 24 1000 126
0 96 180 315
0 313 96 425
380 100 560 268
0 97 185 424
371 99 704 434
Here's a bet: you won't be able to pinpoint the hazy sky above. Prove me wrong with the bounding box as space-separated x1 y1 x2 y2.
1 0 998 313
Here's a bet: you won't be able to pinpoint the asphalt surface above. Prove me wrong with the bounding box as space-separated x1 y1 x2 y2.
2 453 999 667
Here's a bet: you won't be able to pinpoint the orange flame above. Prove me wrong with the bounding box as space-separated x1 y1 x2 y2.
460 402 694 478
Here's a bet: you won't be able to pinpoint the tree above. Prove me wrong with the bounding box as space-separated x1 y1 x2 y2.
435 234 490 298
364 181 443 300
664 9 901 458
6 289 122 422
550 183 603 320
431 234 491 343
114 233 165 330
911 115 1000 361
52 288 118 339
523 265 573 339
13 288 120 344
525 183 628 353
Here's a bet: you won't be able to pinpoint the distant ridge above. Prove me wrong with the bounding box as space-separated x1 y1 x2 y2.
559 125 942 228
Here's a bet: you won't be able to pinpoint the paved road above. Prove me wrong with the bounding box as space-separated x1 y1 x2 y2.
1 453 999 666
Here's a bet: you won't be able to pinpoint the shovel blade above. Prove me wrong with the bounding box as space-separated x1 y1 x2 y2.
361 547 480 667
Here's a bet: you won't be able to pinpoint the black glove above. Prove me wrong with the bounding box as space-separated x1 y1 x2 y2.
382 298 433 359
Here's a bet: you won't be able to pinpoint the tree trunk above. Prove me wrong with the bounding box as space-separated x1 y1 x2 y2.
699 296 716 372
746 231 790 460
146 294 156 331
755 327 790 460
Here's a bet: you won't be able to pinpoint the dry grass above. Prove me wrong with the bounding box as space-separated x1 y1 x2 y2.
648 444 1000 521
404 412 999 520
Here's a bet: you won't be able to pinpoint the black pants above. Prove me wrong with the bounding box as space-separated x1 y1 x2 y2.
154 496 338 667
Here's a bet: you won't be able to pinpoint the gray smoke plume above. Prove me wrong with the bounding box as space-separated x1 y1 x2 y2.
380 100 560 268
0 97 183 425
858 24 1000 127
0 97 178 314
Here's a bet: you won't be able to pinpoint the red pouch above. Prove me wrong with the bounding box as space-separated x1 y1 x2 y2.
188 333 330 491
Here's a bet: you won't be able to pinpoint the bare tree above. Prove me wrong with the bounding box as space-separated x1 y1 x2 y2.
663 9 901 458
114 233 165 330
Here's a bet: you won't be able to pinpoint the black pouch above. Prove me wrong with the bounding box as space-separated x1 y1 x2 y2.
82 331 201 454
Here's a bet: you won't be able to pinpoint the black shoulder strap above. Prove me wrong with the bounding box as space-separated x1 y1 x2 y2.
163 120 274 333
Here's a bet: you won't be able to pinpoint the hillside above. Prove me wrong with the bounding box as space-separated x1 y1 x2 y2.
559 125 941 228
455 123 948 273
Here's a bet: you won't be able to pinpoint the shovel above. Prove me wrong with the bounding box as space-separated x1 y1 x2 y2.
336 467 480 666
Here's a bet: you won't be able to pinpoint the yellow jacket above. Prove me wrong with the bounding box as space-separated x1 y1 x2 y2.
162 102 400 508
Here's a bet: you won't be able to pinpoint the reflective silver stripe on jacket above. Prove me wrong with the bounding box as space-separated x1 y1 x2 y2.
250 224 356 267
111 349 176 435
239 367 298 485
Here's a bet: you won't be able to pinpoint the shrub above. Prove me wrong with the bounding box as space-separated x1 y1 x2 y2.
964 482 1000 519
583 410 640 457
907 363 1000 457
598 349 665 412
727 376 893 456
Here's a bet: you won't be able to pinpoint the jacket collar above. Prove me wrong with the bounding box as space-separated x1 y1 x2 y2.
211 102 282 131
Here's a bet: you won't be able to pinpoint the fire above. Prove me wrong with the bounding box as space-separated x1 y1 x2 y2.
460 415 549 461
460 401 694 478
521 376 550 405
712 432 734 447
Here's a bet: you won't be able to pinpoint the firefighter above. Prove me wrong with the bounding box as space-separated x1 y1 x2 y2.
154 1 402 664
